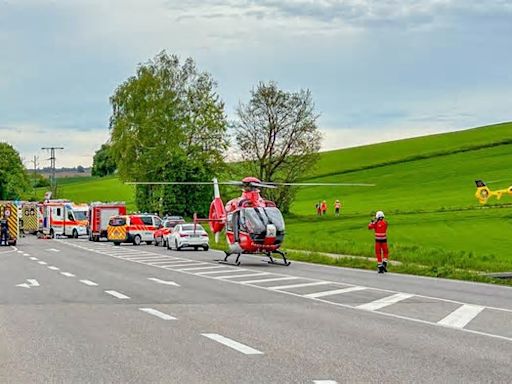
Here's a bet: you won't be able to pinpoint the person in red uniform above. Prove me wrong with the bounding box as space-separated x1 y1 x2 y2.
368 210 388 273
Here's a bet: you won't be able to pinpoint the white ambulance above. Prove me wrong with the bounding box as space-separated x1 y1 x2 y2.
42 200 89 238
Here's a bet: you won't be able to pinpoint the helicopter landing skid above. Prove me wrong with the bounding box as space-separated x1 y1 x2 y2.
264 250 291 266
215 252 242 266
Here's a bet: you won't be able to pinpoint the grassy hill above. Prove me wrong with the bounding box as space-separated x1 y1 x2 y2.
25 122 512 275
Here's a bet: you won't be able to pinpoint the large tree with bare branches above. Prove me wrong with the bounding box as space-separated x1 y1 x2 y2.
234 81 321 212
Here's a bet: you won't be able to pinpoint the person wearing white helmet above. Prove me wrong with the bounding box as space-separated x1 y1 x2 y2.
368 210 389 273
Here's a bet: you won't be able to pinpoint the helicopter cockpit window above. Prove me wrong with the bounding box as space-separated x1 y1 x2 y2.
262 207 285 231
239 207 285 234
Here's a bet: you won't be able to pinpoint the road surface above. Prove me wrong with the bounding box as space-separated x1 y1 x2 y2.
0 236 511 383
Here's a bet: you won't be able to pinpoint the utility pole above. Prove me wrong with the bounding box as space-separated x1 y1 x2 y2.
31 156 39 178
41 147 64 196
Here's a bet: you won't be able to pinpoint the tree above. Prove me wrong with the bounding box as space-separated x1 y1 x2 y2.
76 165 85 173
109 51 228 216
0 143 31 200
91 144 116 177
234 81 322 212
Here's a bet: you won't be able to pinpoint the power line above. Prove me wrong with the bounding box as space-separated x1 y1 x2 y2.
41 147 64 196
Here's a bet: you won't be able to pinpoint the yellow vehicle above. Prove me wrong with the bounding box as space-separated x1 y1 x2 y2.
21 202 39 234
475 180 512 204
0 201 19 246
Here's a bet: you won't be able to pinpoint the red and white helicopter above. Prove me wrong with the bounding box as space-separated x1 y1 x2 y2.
128 177 374 266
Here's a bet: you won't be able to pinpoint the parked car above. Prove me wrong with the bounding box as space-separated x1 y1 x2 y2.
107 214 161 246
153 218 183 247
166 223 209 251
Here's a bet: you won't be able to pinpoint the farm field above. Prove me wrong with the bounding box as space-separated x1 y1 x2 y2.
26 122 512 274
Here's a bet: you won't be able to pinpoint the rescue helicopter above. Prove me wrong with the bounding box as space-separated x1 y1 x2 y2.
475 179 512 204
127 177 374 266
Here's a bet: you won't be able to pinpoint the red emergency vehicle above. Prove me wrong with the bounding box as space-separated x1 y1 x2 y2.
88 202 127 242
107 214 161 245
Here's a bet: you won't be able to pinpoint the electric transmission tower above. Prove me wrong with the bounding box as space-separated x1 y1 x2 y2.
41 147 64 196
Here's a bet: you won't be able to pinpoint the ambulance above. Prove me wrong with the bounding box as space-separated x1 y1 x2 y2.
42 200 89 238
88 202 127 241
107 214 161 246
0 201 19 246
20 202 39 234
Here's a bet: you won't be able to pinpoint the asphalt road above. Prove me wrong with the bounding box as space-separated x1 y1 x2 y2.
1 236 511 383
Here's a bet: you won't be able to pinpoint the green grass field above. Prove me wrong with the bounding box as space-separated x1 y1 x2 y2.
25 122 512 276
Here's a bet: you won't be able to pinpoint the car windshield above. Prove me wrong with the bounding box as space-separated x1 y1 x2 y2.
109 217 126 226
164 221 173 228
182 224 203 231
74 210 87 220
240 207 285 233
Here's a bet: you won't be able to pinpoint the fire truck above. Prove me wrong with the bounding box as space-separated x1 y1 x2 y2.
88 202 126 241
42 200 89 238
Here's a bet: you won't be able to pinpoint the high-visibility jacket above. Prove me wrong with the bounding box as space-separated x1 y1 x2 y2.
335 202 341 209
368 219 388 242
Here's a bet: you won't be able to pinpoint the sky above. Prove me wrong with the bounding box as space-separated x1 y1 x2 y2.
1 0 511 167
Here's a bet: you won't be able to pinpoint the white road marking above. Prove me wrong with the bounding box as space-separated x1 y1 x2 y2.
195 268 247 275
16 279 39 288
240 276 299 284
163 262 209 268
38 261 47 265
148 260 193 265
124 256 173 261
268 281 331 290
47 266 60 270
23 253 30 256
357 292 414 311
47 248 60 252
215 272 271 280
29 257 38 261
313 381 338 384
105 290 130 299
147 277 180 287
17 250 23 254
201 333 263 355
60 272 76 277
80 280 99 286
305 286 367 299
437 304 485 328
139 308 176 320
178 265 226 272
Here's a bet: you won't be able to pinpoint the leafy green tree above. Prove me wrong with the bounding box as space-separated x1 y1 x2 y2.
92 144 116 177
109 51 228 216
234 81 321 213
0 143 31 200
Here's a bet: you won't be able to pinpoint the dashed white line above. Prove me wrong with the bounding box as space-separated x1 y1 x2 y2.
268 281 331 291
80 280 99 286
29 257 38 261
23 253 30 256
47 248 60 252
47 266 60 270
357 292 414 311
313 381 338 384
139 308 176 320
38 261 48 265
105 290 130 299
147 277 180 286
437 304 485 329
60 272 76 277
305 286 367 299
201 333 263 355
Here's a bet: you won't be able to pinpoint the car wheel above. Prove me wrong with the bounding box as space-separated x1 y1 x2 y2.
133 235 142 246
114 242 121 246
193 246 198 251
203 245 209 251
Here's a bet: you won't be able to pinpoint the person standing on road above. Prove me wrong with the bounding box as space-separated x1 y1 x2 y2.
368 210 389 273
0 216 8 246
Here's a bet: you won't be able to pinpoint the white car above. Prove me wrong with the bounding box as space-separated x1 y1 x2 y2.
166 223 209 251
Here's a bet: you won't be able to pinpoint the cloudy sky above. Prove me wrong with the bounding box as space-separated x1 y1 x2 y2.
1 0 511 167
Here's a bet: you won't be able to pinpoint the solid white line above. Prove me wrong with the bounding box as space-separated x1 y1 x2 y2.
149 260 194 265
305 286 367 299
437 304 485 328
105 290 130 299
357 292 414 310
38 261 47 265
195 268 247 275
268 281 331 290
129 256 175 261
179 265 226 271
240 276 300 284
139 308 176 320
29 257 38 261
60 272 76 277
80 280 98 286
48 266 60 270
314 381 338 384
201 333 263 355
147 278 180 286
163 262 209 268
215 272 270 280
